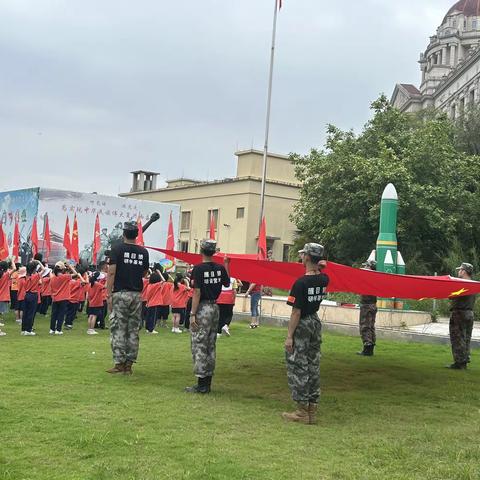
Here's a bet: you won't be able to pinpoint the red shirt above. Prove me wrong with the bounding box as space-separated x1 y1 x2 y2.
50 274 72 302
145 282 164 308
88 281 105 308
171 284 190 308
161 282 173 306
0 272 10 302
17 277 26 301
69 279 85 303
99 277 107 301
141 278 149 301
40 276 52 296
217 279 236 305
25 274 41 294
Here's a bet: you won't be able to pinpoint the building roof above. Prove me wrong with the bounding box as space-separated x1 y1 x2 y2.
444 0 480 24
235 149 290 161
130 170 159 175
399 84 421 96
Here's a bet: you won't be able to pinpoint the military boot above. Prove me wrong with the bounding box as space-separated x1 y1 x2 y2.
308 403 318 425
123 362 133 375
281 403 310 424
357 344 374 356
205 376 212 393
185 376 209 394
106 363 125 374
446 362 467 370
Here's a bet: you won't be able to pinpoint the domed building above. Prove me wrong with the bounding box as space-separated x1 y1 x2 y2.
392 0 480 117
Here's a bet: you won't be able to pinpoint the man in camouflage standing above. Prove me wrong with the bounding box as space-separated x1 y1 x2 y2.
185 239 230 394
106 221 149 375
283 243 329 425
357 260 378 357
448 262 476 370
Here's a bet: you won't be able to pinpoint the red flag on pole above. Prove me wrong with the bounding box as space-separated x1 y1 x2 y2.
92 214 101 265
13 220 20 261
258 216 267 260
0 224 9 260
166 212 176 266
70 214 80 263
44 214 52 261
136 216 144 246
209 211 216 240
31 217 39 257
63 216 71 259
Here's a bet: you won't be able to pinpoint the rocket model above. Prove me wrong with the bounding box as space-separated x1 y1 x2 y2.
369 183 406 309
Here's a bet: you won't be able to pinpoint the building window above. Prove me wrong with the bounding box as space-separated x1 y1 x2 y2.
470 90 475 104
236 207 245 219
179 241 189 253
181 211 191 231
473 20 478 30
207 209 219 232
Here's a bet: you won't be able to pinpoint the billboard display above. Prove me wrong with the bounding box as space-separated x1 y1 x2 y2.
0 187 179 265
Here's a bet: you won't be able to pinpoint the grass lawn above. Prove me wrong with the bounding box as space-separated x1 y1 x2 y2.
0 311 479 480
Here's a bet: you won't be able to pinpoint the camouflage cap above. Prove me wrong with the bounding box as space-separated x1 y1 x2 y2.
123 221 139 232
456 262 473 275
200 239 217 251
298 243 325 258
362 260 377 270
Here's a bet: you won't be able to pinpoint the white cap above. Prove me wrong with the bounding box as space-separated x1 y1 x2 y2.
382 183 398 200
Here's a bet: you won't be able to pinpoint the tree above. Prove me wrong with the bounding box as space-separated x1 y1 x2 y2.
291 96 480 274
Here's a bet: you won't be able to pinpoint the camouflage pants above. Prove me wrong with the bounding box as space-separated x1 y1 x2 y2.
359 304 377 346
285 314 322 404
449 310 474 365
111 291 142 364
191 301 219 378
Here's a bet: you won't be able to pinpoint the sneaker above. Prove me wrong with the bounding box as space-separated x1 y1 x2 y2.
0 331 6 336
222 325 231 336
65 325 73 330
0 322 4 327
49 329 55 335
146 330 159 335
55 330 63 335
217 333 222 338
21 331 26 335
25 331 36 336
16 319 22 324
171 328 176 333
87 329 98 335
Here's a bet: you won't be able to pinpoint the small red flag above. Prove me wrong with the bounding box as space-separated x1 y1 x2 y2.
166 212 176 265
92 214 101 265
31 217 39 257
70 214 80 263
63 216 71 259
209 211 216 240
257 216 267 260
136 216 144 246
0 224 9 260
13 220 20 261
44 214 51 261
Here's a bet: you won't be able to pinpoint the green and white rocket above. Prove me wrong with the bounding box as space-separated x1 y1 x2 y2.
366 183 406 309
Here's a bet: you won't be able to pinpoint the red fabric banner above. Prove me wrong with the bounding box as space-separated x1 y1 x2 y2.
70 214 79 263
258 217 267 260
92 214 101 265
31 217 39 257
209 212 216 240
44 214 51 261
0 224 9 260
166 212 175 265
150 248 480 300
12 220 20 261
136 217 144 246
63 216 71 259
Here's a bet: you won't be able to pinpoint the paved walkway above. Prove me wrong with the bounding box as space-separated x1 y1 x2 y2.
408 319 480 340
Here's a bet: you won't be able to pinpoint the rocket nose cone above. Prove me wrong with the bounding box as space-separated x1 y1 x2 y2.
382 183 398 200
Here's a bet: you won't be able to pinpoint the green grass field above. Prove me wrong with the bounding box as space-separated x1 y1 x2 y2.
0 310 479 480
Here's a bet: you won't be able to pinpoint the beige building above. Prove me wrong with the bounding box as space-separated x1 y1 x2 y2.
392 0 480 118
120 150 300 261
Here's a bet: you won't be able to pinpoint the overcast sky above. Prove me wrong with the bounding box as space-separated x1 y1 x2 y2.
0 0 455 195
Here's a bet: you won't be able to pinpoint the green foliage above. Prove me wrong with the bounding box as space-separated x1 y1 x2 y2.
291 95 480 274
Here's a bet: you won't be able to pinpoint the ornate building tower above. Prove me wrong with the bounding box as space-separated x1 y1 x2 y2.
392 0 480 117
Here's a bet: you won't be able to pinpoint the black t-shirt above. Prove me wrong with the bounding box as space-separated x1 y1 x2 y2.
287 273 329 317
450 294 476 311
109 242 149 293
192 262 230 301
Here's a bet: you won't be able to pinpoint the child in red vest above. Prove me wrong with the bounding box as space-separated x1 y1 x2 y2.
171 273 190 333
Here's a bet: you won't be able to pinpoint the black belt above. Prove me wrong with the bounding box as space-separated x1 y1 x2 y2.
200 299 216 304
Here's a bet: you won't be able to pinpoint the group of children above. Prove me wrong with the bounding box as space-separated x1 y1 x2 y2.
0 255 240 338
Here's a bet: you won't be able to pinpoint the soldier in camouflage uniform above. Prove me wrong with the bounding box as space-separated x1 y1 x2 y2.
185 239 230 394
106 222 149 375
283 243 329 425
357 260 378 357
448 262 476 370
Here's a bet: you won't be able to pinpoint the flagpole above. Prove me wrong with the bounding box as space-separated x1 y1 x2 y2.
259 0 279 231
42 213 47 260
